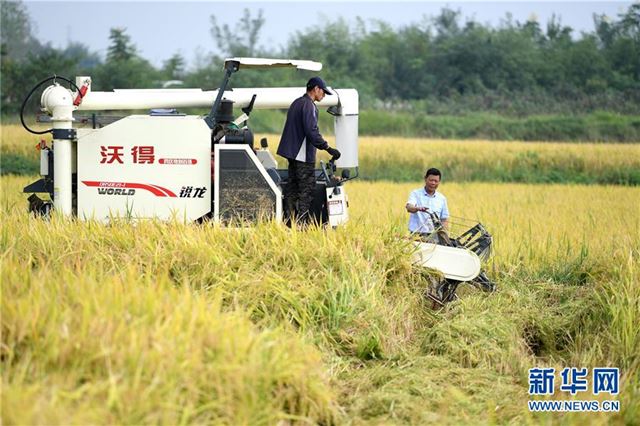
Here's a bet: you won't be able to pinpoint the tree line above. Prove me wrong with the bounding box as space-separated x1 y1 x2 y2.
1 1 639 116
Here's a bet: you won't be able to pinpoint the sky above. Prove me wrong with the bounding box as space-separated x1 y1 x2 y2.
24 1 633 68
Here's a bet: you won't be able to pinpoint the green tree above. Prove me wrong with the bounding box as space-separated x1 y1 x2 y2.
0 0 41 61
94 27 158 90
593 4 639 88
0 2 84 113
62 42 102 70
210 8 265 57
545 14 572 43
609 4 639 82
286 18 366 93
433 7 461 39
2 47 79 114
106 27 136 62
619 3 640 39
162 53 186 80
354 20 404 101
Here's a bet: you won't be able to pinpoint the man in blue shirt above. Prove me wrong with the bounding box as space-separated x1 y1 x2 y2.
406 168 449 237
277 77 341 224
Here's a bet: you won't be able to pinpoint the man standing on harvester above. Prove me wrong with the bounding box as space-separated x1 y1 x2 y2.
277 77 341 225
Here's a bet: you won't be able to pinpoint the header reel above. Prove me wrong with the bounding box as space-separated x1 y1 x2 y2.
413 210 495 307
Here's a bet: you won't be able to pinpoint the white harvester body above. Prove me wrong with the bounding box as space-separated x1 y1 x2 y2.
27 58 357 225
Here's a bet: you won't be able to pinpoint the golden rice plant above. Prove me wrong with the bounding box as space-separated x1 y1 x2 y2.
2 267 336 425
3 125 640 183
256 133 640 183
2 147 639 424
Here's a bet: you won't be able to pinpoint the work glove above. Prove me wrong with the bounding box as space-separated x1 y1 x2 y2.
326 147 341 160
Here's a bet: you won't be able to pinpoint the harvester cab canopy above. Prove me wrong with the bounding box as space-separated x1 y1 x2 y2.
224 57 323 71
205 58 323 129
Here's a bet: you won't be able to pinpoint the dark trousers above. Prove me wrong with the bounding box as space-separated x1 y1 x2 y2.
285 159 316 223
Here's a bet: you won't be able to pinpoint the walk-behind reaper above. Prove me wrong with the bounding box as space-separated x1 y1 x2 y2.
412 209 495 306
21 57 494 303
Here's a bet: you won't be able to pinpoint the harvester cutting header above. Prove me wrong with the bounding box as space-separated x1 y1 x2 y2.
22 58 359 226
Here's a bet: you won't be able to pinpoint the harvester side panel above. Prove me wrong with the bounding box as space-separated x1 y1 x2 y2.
77 115 211 222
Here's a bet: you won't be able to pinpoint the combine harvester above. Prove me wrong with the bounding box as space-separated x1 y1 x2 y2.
20 57 493 304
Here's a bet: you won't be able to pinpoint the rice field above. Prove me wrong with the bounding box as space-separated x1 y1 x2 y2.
351 136 640 184
3 126 640 184
1 125 639 424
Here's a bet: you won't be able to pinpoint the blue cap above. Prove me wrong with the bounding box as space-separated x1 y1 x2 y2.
306 76 332 95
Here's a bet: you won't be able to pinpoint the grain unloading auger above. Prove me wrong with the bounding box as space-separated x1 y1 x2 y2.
21 57 494 300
